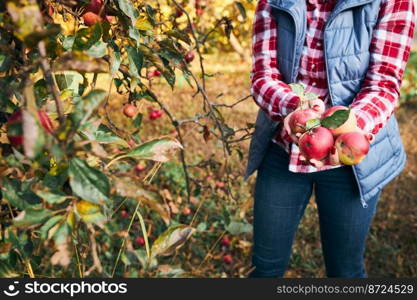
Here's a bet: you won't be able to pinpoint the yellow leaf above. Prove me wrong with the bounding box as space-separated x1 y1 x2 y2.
135 16 153 31
76 200 100 215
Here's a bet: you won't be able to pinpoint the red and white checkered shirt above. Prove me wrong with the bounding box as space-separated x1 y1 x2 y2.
250 0 415 173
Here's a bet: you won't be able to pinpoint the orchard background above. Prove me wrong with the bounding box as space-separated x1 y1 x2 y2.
0 0 416 278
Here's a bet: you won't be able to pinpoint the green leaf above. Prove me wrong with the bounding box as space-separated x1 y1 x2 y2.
112 176 170 225
82 123 128 146
321 109 350 129
145 5 156 25
73 24 102 51
0 261 19 278
54 72 83 94
86 41 107 58
128 27 141 45
305 118 321 130
289 83 305 98
162 65 176 88
126 45 143 78
304 92 319 101
35 190 68 204
51 221 70 244
234 1 247 20
40 215 63 239
13 206 53 227
0 53 12 72
109 41 122 75
72 89 107 126
62 35 75 51
2 178 42 210
116 0 139 25
226 221 253 235
196 222 207 232
151 225 195 258
135 249 158 270
69 158 111 206
107 138 183 167
132 112 143 129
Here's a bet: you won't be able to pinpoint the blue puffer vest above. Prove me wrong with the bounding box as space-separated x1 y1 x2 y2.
244 0 407 208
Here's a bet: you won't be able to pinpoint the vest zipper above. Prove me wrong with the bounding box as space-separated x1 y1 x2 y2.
323 0 375 209
323 0 376 106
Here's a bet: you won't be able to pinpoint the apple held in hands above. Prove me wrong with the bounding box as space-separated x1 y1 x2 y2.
298 127 334 162
321 106 357 136
335 132 370 165
288 108 321 134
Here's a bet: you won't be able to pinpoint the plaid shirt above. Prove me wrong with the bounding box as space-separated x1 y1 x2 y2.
250 0 415 173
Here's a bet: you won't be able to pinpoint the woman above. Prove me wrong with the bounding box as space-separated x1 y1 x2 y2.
245 0 415 277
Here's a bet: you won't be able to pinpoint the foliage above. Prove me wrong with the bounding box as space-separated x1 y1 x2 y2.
0 0 255 278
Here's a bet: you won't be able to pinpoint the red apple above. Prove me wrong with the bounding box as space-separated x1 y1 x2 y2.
221 237 231 247
128 138 136 148
105 15 115 23
149 110 163 120
135 236 145 247
321 106 357 137
147 70 161 78
298 127 334 161
134 163 146 173
174 8 183 18
123 104 136 118
215 181 225 189
7 109 54 148
184 51 195 63
182 206 192 216
37 110 54 134
223 254 233 265
85 0 103 14
289 108 321 134
195 8 203 15
121 210 129 218
82 12 102 26
48 5 54 17
335 132 370 165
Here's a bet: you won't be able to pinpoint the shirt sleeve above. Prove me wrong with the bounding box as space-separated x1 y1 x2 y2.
250 0 301 121
350 0 416 135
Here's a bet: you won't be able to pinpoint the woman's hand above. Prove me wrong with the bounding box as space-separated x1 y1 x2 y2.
283 110 302 144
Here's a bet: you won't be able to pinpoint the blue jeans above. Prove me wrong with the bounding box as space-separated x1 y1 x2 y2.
248 141 381 278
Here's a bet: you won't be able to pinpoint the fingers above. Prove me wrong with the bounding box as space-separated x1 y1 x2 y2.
283 111 300 144
329 146 340 165
309 158 324 168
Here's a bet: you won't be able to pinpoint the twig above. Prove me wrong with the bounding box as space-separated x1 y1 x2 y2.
38 40 65 125
84 225 103 276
